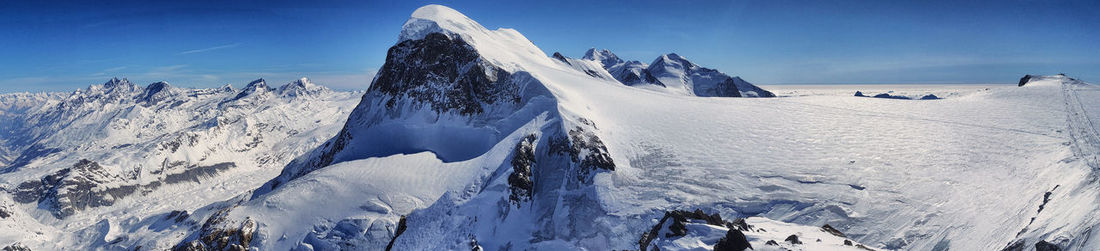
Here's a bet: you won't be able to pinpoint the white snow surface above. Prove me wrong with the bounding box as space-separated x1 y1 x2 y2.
215 5 1100 251
0 77 361 249
3 4 1099 251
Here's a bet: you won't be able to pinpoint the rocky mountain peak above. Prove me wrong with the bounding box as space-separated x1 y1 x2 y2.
582 48 623 68
103 77 135 89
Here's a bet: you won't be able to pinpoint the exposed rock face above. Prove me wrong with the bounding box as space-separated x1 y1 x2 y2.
1019 75 1034 87
1 243 31 251
372 33 518 116
713 228 752 251
551 125 615 182
638 209 751 251
508 134 537 205
175 206 256 251
1034 240 1061 251
13 160 235 218
785 234 802 244
261 31 540 191
0 205 10 218
140 81 174 105
821 224 847 238
14 159 127 218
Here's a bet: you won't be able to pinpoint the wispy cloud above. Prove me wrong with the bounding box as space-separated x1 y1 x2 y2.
178 43 242 55
90 66 130 76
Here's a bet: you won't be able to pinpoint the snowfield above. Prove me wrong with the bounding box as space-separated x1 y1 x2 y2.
2 4 1099 251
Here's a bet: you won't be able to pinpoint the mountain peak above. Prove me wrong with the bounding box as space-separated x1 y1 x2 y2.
397 5 548 72
278 77 328 98
103 77 135 89
583 48 623 68
247 78 267 88
146 81 170 90
400 5 486 42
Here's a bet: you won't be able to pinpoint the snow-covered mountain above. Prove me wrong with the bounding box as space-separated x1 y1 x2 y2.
0 77 360 248
581 48 776 97
3 4 1100 251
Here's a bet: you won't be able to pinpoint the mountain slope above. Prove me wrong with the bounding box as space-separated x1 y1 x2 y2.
3 4 1097 251
0 77 360 249
172 5 1100 251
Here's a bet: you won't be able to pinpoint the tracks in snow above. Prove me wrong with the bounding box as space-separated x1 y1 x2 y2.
1061 81 1100 175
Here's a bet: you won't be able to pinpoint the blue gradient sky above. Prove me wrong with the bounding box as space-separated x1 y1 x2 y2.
1 0 1097 92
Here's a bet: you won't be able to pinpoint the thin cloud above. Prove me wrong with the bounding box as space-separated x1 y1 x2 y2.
178 43 242 55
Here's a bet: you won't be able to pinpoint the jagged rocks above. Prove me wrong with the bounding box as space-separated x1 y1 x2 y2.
508 134 537 205
638 209 752 251
855 91 866 97
713 228 752 251
550 125 615 182
1 243 31 251
14 160 235 218
13 159 130 218
1018 75 1034 87
176 206 256 251
166 210 190 223
0 204 10 218
785 234 802 244
371 32 519 116
1035 240 1061 251
821 224 846 238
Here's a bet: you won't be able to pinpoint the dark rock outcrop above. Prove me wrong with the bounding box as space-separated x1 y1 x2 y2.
175 206 256 251
1018 75 1034 87
855 91 866 97
919 94 941 100
371 32 519 116
14 159 129 218
0 205 10 219
508 134 537 205
638 209 752 251
785 234 802 244
872 93 910 100
1 243 31 251
713 228 753 251
550 125 615 182
385 215 408 251
14 160 235 218
166 210 190 223
1035 240 1061 251
821 224 846 238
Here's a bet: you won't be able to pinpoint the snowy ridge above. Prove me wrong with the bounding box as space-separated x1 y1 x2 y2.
580 48 777 97
0 77 360 249
155 4 1100 251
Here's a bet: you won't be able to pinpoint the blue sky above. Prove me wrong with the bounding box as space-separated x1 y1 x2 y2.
0 0 1097 92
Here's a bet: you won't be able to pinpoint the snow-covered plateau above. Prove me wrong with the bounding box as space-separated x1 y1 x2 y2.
2 4 1099 251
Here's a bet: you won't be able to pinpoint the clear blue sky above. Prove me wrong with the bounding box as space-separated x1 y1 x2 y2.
1 0 1097 92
